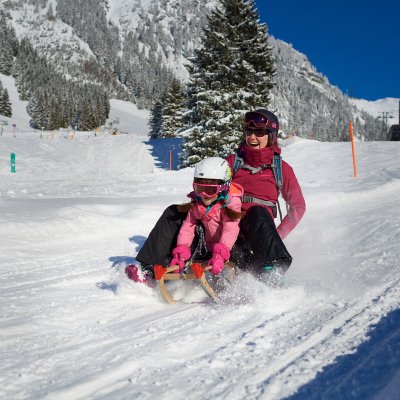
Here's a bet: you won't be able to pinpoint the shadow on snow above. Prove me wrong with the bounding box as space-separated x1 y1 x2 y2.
146 137 182 170
286 307 400 400
97 235 148 294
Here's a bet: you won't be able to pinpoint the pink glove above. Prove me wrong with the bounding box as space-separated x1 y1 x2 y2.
208 243 230 276
170 245 191 272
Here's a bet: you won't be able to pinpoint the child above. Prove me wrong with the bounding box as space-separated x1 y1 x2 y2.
126 157 243 284
170 156 243 275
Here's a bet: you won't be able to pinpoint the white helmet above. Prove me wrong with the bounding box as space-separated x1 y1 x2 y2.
194 157 232 183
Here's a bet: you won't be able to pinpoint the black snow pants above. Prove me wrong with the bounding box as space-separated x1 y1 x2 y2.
231 206 292 274
136 205 186 268
136 204 292 273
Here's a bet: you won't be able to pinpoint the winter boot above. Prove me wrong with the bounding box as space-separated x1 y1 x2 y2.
258 265 286 288
125 263 156 287
205 262 239 292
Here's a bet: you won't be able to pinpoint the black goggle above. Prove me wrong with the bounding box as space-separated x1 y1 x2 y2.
244 127 271 137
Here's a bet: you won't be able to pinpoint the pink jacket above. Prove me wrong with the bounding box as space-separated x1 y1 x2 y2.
176 183 244 252
226 143 306 240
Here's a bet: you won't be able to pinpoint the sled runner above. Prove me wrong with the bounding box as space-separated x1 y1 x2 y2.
154 261 237 304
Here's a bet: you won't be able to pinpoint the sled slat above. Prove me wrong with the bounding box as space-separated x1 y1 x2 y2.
155 261 234 304
199 274 218 298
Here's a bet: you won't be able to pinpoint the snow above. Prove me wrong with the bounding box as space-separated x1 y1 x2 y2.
1 80 400 399
351 97 399 123
0 73 31 131
6 5 94 67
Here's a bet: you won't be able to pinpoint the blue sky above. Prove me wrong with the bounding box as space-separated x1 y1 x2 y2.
255 1 399 101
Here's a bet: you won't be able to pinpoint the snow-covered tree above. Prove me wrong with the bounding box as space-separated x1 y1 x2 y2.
0 15 18 75
0 86 12 117
161 79 184 138
148 99 164 139
180 0 276 166
15 38 109 130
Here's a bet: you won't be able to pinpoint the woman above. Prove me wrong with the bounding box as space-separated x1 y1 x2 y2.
226 109 306 281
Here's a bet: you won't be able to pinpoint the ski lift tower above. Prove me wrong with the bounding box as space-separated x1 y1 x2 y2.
0 119 7 136
388 100 400 141
378 111 394 138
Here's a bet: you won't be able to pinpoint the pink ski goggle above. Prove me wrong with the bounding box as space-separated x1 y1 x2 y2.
193 182 228 198
243 112 278 131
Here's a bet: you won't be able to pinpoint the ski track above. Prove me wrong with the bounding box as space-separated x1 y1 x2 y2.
7 278 397 400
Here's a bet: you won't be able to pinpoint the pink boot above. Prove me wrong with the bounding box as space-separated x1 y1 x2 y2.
125 264 155 287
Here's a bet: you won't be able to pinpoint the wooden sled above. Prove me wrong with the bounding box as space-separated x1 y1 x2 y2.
154 262 236 304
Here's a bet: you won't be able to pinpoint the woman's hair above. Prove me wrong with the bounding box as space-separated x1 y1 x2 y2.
177 201 242 220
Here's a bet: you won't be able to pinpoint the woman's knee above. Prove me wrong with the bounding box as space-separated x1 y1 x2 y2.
243 206 273 222
241 206 275 232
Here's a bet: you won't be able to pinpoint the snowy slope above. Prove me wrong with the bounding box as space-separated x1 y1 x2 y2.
351 97 399 123
5 3 95 68
0 73 31 131
0 72 150 135
1 92 400 399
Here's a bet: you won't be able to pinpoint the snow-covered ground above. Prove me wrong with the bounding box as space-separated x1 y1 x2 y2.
1 87 400 399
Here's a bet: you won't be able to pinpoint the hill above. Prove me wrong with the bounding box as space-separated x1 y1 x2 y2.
1 98 400 398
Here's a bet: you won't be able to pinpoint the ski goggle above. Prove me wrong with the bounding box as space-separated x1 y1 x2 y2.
193 182 228 198
244 127 270 137
243 112 278 131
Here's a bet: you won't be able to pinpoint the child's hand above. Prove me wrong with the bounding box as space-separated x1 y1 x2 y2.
208 243 230 275
170 245 191 272
208 255 225 275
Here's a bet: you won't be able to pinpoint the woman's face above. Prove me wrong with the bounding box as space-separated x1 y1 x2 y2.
244 128 269 149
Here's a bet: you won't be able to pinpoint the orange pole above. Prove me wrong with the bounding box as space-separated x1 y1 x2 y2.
349 122 357 177
170 149 173 171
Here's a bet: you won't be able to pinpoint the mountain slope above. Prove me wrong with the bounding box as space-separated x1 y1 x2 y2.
351 97 399 122
0 0 391 139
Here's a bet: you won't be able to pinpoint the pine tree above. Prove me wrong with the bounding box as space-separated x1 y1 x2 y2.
27 91 49 129
1 89 12 117
185 127 207 166
0 81 12 117
148 99 164 139
0 15 18 76
162 79 184 138
78 101 97 131
14 37 109 130
180 0 276 166
0 41 14 75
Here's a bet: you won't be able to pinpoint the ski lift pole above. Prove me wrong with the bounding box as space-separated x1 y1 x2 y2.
349 122 357 177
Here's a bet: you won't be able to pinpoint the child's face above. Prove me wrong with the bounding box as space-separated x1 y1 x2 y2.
200 193 218 205
193 178 220 205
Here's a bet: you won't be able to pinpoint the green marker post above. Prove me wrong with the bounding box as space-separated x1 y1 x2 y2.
11 152 16 173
